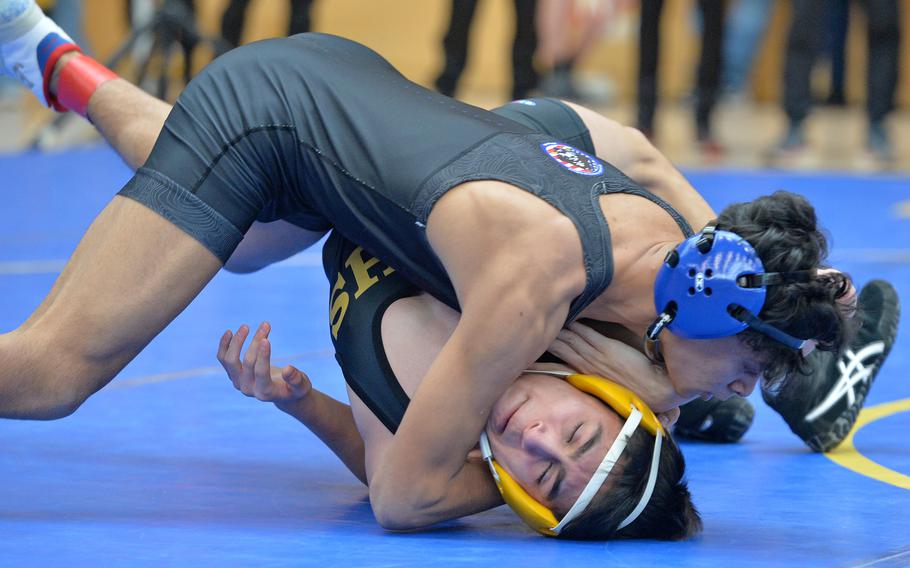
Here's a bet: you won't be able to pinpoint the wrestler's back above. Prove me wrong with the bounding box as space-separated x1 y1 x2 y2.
426 181 684 327
135 33 685 325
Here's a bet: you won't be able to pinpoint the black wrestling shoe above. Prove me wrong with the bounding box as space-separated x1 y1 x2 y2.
674 397 755 443
762 280 900 452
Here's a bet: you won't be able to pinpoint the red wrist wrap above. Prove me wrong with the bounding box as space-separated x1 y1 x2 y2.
41 43 81 111
54 54 119 118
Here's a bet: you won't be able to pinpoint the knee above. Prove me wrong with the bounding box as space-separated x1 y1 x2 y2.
31 388 88 420
0 332 103 420
2 374 90 420
18 364 96 420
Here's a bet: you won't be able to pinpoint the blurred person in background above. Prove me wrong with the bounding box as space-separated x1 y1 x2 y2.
721 0 772 100
221 0 315 51
535 0 625 104
825 0 850 106
637 0 728 157
434 0 538 100
770 0 901 165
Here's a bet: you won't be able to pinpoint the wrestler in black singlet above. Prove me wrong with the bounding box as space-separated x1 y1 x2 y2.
118 33 690 324
325 98 694 432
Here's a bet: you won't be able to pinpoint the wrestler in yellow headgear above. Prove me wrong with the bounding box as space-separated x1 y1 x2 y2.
479 370 666 536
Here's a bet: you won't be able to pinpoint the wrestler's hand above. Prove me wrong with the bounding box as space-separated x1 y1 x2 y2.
657 407 680 430
217 322 312 404
547 322 682 412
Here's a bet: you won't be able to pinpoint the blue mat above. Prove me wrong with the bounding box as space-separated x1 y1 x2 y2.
1 146 907 567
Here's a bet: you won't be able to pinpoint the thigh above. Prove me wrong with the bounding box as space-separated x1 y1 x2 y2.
6 196 223 417
224 220 328 273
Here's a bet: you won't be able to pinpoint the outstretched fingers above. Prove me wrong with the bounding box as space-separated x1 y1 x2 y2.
252 336 274 397
241 322 271 376
282 365 312 399
216 322 312 404
217 322 272 396
219 323 250 376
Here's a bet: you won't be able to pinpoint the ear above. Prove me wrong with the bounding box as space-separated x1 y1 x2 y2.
466 448 483 462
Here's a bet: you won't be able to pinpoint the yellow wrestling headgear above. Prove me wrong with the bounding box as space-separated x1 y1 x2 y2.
478 370 666 537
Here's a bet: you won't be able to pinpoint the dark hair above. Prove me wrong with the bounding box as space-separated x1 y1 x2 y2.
716 191 856 385
555 430 701 541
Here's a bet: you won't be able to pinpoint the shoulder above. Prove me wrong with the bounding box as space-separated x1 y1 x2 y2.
428 180 586 294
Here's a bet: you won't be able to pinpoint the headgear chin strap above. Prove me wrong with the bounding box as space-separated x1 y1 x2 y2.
647 220 815 356
479 370 665 537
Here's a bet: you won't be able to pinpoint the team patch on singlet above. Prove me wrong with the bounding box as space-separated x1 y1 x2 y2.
540 142 604 176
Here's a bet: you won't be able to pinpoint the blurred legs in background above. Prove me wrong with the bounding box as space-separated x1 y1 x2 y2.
773 0 900 164
536 0 617 104
721 0 772 99
221 0 315 50
637 0 727 154
435 0 538 100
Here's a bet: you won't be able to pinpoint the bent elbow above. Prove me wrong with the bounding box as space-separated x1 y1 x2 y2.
373 508 416 531
371 495 422 531
369 480 441 531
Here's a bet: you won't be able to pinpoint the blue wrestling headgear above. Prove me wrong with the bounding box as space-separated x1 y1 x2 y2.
645 221 817 361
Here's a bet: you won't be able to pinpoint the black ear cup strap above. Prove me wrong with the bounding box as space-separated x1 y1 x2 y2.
728 305 810 351
695 220 718 254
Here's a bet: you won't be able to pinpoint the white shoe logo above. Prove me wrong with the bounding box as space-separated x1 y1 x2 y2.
12 63 34 89
805 341 885 423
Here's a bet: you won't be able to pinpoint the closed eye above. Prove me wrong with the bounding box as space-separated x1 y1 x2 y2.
537 462 553 486
567 423 582 444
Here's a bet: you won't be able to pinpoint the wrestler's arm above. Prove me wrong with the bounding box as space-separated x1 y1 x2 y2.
362 427 503 526
368 188 582 529
216 319 502 519
369 286 569 528
275 390 367 485
217 323 367 484
350 296 505 525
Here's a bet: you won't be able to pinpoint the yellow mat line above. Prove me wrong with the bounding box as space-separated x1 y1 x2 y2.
825 398 910 490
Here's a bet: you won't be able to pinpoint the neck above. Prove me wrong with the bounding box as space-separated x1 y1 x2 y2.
577 241 679 334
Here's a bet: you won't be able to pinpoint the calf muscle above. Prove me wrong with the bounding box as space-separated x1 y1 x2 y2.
87 79 172 170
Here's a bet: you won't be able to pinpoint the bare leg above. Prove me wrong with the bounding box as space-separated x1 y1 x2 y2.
49 52 170 170
49 54 325 272
86 79 170 170
0 53 243 418
2 197 222 419
0 7 314 419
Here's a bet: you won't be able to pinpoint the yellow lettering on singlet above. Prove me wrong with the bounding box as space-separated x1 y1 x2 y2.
329 273 350 339
331 249 396 337
345 246 382 299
